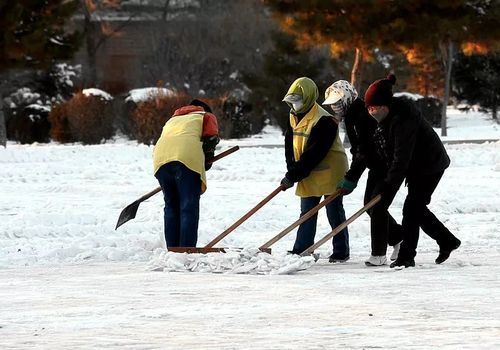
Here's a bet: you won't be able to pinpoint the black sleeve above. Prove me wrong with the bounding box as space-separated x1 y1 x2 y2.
344 154 367 183
286 116 338 182
284 122 295 171
344 115 358 156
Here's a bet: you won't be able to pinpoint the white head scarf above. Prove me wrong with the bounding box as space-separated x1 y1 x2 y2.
322 80 358 119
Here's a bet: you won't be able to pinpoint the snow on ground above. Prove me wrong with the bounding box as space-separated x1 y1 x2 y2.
441 108 500 141
0 110 499 349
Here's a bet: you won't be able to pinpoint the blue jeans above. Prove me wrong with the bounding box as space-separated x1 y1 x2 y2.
155 162 201 248
292 196 349 257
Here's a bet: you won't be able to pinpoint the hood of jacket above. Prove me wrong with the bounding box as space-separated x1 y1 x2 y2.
283 77 319 114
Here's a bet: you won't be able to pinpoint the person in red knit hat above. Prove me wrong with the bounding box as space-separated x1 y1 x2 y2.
363 74 461 268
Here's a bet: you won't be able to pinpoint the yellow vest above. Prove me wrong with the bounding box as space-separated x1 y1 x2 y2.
290 103 348 197
153 112 207 193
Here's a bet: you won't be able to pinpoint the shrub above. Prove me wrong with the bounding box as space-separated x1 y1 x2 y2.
6 105 51 144
49 103 73 143
395 92 442 127
58 90 114 144
131 92 191 145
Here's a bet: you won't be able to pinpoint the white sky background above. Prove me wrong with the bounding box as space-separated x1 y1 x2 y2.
0 109 499 349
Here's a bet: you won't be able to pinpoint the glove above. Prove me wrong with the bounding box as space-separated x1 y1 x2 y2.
337 178 357 195
204 151 214 170
280 176 294 191
202 135 220 154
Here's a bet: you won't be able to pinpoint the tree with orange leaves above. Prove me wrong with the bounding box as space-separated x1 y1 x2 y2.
264 0 500 135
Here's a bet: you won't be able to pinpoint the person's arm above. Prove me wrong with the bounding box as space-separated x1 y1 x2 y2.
344 112 359 156
284 122 295 171
202 112 219 170
344 154 367 183
285 116 338 182
343 103 371 183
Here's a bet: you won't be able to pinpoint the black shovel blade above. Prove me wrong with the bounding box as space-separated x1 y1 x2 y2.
115 200 140 230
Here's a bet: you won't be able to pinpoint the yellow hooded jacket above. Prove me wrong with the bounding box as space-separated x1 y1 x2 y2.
285 77 348 197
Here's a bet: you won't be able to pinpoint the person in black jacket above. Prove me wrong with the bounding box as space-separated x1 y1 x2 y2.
363 74 461 268
325 80 403 267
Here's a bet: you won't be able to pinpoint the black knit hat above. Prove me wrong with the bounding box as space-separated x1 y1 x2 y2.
190 99 212 113
364 74 397 107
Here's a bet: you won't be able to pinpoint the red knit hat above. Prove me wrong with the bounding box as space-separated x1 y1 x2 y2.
364 74 397 107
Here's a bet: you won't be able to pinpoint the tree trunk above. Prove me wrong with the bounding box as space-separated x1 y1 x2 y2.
350 47 363 93
493 104 498 123
440 41 454 137
85 14 98 87
162 0 171 21
344 47 364 148
0 92 6 147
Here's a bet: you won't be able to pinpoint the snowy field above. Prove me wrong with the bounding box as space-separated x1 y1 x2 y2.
1 109 499 349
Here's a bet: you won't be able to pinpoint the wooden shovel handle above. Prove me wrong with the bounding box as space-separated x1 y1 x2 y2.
205 184 285 248
301 195 381 256
260 191 341 249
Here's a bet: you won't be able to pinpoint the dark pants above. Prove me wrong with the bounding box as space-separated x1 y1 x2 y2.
365 169 403 256
292 195 349 257
155 162 201 248
398 171 457 260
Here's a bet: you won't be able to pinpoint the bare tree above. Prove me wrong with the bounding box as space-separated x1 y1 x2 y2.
141 0 274 95
81 0 135 86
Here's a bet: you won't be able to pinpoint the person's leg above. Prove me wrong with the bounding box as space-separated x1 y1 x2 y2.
292 196 321 254
397 171 444 262
175 163 201 247
416 171 461 263
365 171 390 257
325 196 349 260
155 163 180 248
387 214 403 246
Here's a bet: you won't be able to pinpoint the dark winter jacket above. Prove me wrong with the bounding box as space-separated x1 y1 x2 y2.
375 97 450 194
343 98 385 182
284 113 339 183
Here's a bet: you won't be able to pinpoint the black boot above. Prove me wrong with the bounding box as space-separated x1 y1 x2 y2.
435 238 461 264
328 253 350 263
390 258 415 268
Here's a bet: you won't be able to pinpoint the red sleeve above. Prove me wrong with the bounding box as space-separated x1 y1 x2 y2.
202 112 219 137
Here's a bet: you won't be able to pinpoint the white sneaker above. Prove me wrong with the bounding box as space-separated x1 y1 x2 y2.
390 242 402 261
365 255 387 266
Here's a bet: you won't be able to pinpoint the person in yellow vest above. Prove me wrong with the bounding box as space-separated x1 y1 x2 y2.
281 77 350 262
153 99 219 248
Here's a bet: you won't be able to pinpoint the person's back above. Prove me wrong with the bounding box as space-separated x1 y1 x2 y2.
153 99 219 248
374 97 450 188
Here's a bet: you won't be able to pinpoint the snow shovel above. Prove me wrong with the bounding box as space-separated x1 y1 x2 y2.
300 194 381 256
203 184 286 249
260 190 341 249
115 146 240 230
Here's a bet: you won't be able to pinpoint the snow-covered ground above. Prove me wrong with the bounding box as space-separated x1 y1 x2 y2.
1 109 499 349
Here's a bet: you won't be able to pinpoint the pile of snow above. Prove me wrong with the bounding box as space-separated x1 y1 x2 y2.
82 88 113 101
148 248 316 275
125 87 175 103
